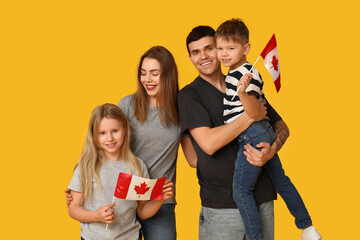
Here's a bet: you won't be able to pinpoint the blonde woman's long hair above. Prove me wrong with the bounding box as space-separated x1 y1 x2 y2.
75 103 142 203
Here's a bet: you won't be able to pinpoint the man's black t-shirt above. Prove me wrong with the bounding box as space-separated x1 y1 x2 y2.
178 76 280 208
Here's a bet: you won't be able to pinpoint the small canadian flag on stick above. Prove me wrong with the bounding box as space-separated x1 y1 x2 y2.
106 173 165 230
114 172 166 200
260 34 281 92
232 34 281 100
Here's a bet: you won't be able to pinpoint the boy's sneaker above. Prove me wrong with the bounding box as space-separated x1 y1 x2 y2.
301 225 322 240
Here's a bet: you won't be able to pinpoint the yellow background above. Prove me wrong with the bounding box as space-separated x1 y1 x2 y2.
1 0 359 239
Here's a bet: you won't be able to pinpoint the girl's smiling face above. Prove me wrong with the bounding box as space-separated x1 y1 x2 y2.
140 57 162 106
97 117 125 161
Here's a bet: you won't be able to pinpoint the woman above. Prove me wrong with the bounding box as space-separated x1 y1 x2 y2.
117 46 196 240
66 46 196 240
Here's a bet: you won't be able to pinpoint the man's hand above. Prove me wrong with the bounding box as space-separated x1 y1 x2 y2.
243 142 277 167
243 119 289 167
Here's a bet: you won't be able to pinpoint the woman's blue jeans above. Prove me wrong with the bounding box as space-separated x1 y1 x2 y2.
233 120 312 240
138 204 176 240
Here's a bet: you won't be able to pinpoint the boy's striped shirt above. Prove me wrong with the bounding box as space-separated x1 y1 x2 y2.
223 63 264 124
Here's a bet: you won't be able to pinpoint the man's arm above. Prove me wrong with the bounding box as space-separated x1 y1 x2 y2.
244 119 289 167
189 101 267 155
181 136 197 168
272 119 290 153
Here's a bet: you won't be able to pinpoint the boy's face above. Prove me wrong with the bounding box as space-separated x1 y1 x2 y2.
216 38 250 70
188 36 221 78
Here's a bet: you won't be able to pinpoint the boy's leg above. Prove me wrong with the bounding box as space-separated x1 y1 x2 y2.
234 128 266 240
265 154 312 229
139 204 176 240
261 121 312 229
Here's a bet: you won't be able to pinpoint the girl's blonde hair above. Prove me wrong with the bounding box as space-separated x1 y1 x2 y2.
134 46 179 126
75 103 142 203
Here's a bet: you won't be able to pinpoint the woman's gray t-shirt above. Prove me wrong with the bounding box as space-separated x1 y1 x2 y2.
118 95 181 205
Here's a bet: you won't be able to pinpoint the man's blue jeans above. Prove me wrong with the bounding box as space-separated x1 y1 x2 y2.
138 204 176 240
233 120 312 240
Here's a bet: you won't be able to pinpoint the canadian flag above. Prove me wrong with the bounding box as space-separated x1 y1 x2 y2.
114 173 166 200
260 34 281 92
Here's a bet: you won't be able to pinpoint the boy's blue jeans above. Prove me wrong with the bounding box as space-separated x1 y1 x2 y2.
233 120 312 240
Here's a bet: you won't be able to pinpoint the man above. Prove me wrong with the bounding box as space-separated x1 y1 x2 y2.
178 26 289 240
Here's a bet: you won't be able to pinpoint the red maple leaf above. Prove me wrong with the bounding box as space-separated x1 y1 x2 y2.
270 55 279 72
134 182 150 197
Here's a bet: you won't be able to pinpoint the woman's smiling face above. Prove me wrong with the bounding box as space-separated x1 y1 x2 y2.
140 57 162 105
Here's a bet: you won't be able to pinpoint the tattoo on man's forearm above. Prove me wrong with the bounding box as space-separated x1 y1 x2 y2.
275 134 287 150
273 120 289 151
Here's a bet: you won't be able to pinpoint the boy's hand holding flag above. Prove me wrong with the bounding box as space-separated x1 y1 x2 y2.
232 34 281 99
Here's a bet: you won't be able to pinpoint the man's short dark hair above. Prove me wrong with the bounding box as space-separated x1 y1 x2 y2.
186 26 215 55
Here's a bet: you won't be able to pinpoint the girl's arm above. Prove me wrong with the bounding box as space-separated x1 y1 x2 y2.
237 73 261 118
180 136 197 168
136 180 174 220
68 190 116 224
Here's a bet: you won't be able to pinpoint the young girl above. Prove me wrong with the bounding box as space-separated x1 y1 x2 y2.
68 103 174 240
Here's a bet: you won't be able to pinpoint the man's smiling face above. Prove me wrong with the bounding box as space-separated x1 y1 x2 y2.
188 36 221 79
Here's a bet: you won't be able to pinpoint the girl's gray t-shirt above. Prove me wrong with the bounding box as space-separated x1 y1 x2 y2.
68 159 149 240
118 95 181 205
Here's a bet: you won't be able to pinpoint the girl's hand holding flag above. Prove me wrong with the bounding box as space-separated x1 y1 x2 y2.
161 179 174 201
67 174 174 229
96 202 116 224
68 191 116 224
136 179 174 221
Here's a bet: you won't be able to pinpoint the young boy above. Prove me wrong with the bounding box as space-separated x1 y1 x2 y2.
215 18 322 240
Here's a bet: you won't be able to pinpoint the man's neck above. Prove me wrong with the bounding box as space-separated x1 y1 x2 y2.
199 70 225 93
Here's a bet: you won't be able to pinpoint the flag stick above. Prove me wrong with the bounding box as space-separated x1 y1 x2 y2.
105 196 116 230
231 55 261 101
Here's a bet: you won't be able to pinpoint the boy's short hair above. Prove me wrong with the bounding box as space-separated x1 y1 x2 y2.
186 26 215 54
215 18 249 44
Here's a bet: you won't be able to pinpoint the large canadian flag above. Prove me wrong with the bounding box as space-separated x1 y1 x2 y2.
114 173 166 200
260 34 281 92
